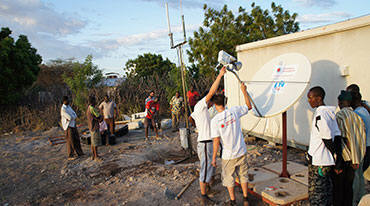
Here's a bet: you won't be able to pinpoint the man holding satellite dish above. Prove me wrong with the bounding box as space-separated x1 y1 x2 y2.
189 66 226 206
211 83 252 206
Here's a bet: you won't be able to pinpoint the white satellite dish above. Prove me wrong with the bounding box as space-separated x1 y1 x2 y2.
246 53 311 118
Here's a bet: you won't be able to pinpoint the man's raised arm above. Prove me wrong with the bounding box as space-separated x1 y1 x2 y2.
240 83 252 110
205 67 226 103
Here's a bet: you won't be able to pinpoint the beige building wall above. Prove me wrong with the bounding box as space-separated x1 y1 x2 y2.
226 15 370 149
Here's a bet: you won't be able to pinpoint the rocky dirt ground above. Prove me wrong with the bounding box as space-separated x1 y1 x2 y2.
0 124 369 206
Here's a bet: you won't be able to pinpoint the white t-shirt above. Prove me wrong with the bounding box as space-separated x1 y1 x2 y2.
99 101 116 119
308 106 341 166
60 104 77 130
211 105 249 160
354 106 370 146
191 97 211 142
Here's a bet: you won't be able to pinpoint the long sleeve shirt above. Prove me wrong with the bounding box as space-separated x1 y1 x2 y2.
336 107 366 164
61 104 77 130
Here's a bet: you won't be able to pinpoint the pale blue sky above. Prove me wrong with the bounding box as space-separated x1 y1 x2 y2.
1 0 369 74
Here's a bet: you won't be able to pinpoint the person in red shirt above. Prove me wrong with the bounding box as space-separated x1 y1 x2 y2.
144 97 159 140
187 87 200 113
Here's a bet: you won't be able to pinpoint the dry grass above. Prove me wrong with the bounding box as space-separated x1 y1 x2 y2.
0 104 60 133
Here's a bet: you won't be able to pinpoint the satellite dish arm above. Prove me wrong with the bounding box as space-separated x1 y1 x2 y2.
229 70 263 117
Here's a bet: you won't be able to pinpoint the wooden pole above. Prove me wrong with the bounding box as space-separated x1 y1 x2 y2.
178 45 192 156
280 111 290 178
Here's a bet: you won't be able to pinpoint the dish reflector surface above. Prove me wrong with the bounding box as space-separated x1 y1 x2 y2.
247 53 311 117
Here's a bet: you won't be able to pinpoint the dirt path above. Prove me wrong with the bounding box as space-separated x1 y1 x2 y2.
0 126 368 206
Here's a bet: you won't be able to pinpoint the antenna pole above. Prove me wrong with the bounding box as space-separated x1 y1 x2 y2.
182 15 186 42
165 2 192 156
165 3 174 48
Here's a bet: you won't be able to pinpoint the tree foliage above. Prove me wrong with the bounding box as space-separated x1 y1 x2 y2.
63 55 103 112
124 53 176 79
0 27 42 105
187 2 299 76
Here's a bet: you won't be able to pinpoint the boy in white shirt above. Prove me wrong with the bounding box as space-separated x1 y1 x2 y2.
211 83 252 206
189 67 226 205
306 86 342 206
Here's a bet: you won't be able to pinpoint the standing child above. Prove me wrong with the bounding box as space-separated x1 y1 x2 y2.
306 86 342 206
86 96 103 162
144 97 160 140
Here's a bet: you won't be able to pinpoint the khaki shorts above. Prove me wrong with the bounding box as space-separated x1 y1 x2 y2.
221 154 248 187
91 130 102 146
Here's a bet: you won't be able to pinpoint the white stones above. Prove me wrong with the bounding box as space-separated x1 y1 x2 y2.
128 121 144 130
160 119 172 130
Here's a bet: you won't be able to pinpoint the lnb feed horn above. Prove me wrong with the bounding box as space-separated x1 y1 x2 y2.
226 62 242 72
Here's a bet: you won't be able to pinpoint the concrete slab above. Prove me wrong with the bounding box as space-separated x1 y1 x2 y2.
247 167 279 189
254 177 308 205
291 169 308 186
262 161 307 175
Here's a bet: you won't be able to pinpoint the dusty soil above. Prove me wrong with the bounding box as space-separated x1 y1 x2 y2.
0 125 368 206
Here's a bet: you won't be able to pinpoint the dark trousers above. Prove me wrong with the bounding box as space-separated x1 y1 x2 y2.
308 164 333 206
104 118 115 135
363 146 370 172
65 127 84 157
331 162 355 206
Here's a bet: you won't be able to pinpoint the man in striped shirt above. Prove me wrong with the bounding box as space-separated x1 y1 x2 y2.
334 90 366 206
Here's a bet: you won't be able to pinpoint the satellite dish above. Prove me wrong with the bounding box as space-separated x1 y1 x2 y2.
246 53 312 118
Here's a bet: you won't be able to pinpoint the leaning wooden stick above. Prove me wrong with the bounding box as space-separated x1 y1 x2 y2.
175 176 198 200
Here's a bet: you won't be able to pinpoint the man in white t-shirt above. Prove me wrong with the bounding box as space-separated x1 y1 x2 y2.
210 83 252 206
307 86 342 206
99 95 118 136
189 67 226 206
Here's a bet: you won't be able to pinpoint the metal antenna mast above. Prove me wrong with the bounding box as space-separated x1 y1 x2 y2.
165 2 192 156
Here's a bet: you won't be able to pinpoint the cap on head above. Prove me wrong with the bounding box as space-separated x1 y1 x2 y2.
338 90 352 101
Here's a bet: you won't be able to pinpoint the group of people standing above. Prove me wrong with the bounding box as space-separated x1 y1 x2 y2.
59 69 369 205
307 84 370 206
60 95 118 162
185 67 370 206
145 86 201 135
